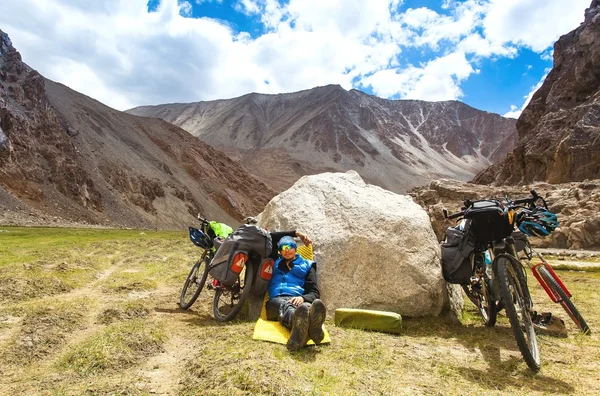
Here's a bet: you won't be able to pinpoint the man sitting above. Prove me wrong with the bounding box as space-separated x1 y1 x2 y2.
266 236 326 351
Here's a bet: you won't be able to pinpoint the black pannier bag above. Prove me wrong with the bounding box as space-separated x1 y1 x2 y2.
209 225 273 287
465 200 514 244
252 257 275 296
441 225 474 284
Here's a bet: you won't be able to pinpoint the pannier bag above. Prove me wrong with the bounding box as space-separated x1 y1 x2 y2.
209 224 273 287
441 225 474 284
252 257 275 296
465 200 514 244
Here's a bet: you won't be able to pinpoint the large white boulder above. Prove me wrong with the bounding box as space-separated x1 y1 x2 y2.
258 170 462 317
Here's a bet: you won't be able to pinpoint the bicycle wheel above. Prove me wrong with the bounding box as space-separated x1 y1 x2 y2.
213 262 254 322
180 255 209 310
537 266 591 335
494 254 541 372
462 278 497 327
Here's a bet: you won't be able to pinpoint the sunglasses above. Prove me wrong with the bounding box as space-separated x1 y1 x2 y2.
279 244 295 252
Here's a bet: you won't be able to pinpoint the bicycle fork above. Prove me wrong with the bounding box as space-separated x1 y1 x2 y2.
530 262 572 302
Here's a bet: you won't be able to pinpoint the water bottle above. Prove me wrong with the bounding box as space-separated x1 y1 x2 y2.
484 251 493 279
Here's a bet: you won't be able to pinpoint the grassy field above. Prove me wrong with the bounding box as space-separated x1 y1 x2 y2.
0 226 599 395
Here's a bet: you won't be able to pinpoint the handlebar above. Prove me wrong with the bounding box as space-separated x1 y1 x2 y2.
442 189 548 221
442 208 464 220
197 214 210 224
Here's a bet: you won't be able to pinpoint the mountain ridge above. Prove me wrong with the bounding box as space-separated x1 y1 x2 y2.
128 84 517 194
0 29 273 228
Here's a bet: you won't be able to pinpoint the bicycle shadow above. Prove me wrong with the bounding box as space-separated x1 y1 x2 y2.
399 316 575 394
153 306 221 327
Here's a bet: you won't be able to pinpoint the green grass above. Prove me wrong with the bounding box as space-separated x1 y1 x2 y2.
1 226 599 395
0 226 185 268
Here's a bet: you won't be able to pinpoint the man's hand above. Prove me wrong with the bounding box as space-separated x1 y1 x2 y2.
290 296 304 307
296 231 312 246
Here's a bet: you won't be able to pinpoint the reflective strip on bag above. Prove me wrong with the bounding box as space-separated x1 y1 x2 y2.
260 259 274 280
231 252 248 274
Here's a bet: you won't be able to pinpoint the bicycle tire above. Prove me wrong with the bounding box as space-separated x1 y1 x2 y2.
213 262 254 322
179 256 209 310
494 254 541 372
537 266 591 335
462 278 497 327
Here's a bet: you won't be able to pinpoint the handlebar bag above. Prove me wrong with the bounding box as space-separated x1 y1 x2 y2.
512 230 528 253
465 200 514 244
441 226 474 284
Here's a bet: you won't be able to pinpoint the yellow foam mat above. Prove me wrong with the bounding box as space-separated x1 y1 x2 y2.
253 244 330 345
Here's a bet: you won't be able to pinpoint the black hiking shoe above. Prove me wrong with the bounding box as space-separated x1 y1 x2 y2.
308 299 326 345
287 304 310 352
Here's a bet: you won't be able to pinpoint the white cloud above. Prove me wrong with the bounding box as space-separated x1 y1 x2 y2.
482 0 590 52
400 1 486 50
364 51 476 100
236 0 260 15
0 0 590 112
504 70 549 118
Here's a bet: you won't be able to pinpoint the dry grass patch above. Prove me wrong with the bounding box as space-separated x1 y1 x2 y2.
58 318 166 375
97 300 152 324
0 298 91 365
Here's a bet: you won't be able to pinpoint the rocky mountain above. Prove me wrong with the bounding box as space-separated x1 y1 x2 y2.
0 29 273 229
128 85 517 194
410 179 600 249
474 0 600 185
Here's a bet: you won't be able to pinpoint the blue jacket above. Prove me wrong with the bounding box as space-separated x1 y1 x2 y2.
268 254 314 299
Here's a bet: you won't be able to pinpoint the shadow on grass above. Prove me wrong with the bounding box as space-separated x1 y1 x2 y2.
453 364 575 394
288 345 321 363
154 306 222 328
399 316 575 393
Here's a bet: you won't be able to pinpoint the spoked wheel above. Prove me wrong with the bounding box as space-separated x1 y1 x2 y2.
213 263 254 322
538 266 591 335
462 278 497 327
495 254 541 372
180 255 210 310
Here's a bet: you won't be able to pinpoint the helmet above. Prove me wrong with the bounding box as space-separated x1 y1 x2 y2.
189 227 212 249
244 216 258 225
517 207 559 237
278 236 297 250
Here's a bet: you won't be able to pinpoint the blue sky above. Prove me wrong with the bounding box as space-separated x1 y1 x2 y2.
0 0 590 117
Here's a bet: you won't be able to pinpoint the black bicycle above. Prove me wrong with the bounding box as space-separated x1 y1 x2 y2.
179 216 221 310
444 191 544 372
180 216 260 322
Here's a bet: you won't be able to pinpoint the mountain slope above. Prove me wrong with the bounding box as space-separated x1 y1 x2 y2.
473 0 600 185
129 85 517 193
0 29 272 228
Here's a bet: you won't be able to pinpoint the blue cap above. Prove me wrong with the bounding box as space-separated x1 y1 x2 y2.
278 236 297 249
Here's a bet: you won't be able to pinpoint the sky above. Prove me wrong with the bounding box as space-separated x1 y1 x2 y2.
0 0 591 118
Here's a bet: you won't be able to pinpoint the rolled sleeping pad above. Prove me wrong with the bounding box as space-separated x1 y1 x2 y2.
334 308 402 334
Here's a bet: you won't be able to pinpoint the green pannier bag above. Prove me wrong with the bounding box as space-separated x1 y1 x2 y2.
334 308 402 334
